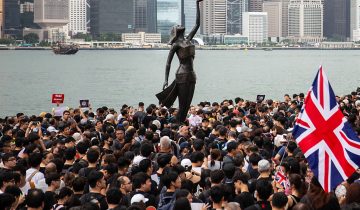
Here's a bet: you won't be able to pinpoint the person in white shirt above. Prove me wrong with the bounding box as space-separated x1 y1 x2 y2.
25 153 44 190
188 106 202 127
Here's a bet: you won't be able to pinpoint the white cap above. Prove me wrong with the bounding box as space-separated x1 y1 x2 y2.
181 158 192 168
47 126 58 133
131 194 149 204
152 120 161 129
133 156 146 166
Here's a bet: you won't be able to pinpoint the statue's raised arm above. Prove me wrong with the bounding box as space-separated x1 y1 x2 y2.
187 0 203 41
156 0 204 123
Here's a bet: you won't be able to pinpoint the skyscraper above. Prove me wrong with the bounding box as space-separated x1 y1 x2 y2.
288 0 323 42
68 0 87 35
20 1 41 30
324 0 350 40
263 1 282 38
183 0 196 34
201 0 226 35
157 0 181 35
350 0 360 41
34 0 69 28
0 0 3 38
4 0 21 37
134 0 157 33
242 12 268 43
226 0 248 35
249 0 263 11
90 0 134 39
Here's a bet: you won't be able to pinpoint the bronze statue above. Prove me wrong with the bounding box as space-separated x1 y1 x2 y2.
156 0 203 123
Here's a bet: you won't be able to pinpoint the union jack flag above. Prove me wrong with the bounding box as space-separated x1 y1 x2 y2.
293 66 360 192
275 170 289 189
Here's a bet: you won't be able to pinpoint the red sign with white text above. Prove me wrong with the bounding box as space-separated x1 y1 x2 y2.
52 94 64 104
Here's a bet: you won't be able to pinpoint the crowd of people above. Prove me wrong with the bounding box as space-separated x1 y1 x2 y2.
0 89 360 210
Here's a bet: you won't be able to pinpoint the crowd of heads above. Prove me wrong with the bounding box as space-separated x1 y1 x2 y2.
0 88 360 210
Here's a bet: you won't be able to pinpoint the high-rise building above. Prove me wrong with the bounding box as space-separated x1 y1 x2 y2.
183 0 196 34
90 0 134 39
20 1 40 30
157 0 181 35
324 0 350 40
226 0 248 35
263 1 282 38
134 0 157 33
68 0 87 35
201 0 226 35
0 0 3 38
350 0 360 41
34 0 69 28
249 0 263 11
242 12 268 43
4 0 21 37
288 0 323 42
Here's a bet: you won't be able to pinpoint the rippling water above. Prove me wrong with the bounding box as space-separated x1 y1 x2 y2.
0 49 359 116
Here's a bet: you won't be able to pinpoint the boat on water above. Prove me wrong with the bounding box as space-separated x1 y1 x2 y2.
52 43 79 55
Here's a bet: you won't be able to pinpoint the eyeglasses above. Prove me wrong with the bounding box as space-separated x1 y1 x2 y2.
6 158 16 162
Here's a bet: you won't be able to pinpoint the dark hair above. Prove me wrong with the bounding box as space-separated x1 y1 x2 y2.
176 189 191 199
272 192 288 208
233 172 249 184
346 182 360 204
0 193 15 209
210 149 221 167
226 141 238 152
4 185 22 197
256 179 272 201
173 197 191 210
76 141 89 155
88 171 104 188
64 147 77 160
140 143 153 157
181 179 194 193
218 127 228 136
210 185 225 203
190 151 204 163
223 163 235 179
106 188 122 205
161 171 179 188
139 159 152 173
118 157 131 169
51 158 64 174
26 189 45 208
29 152 43 168
58 187 73 199
132 172 150 189
0 171 14 188
72 176 87 192
193 139 204 151
289 174 306 196
210 170 225 184
86 149 100 164
157 153 172 168
249 153 262 166
45 172 60 186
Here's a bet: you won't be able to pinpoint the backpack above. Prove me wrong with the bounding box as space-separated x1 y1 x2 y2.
157 187 176 210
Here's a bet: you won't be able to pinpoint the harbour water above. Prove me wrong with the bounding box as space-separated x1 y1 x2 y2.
0 49 359 116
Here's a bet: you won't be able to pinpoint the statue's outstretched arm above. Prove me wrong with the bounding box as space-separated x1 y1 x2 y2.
187 0 203 41
163 46 176 90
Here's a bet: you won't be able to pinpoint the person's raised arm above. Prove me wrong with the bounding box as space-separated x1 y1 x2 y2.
163 46 176 90
187 0 203 41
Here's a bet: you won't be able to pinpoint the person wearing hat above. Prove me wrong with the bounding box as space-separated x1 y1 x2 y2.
179 142 191 160
156 0 204 123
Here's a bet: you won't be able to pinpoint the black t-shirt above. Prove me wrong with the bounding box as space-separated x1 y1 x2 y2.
244 201 272 210
44 191 57 210
234 192 255 210
80 192 108 210
142 115 156 128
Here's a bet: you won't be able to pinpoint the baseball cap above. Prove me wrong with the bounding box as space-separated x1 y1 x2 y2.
181 159 192 169
131 194 149 204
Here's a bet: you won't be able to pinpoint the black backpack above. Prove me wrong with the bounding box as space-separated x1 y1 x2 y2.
157 187 176 210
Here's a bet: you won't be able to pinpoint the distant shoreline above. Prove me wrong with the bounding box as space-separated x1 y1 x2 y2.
1 47 360 50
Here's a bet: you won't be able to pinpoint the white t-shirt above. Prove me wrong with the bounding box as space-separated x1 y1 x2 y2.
26 168 44 186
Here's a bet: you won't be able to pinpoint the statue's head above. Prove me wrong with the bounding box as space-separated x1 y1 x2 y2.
168 25 185 45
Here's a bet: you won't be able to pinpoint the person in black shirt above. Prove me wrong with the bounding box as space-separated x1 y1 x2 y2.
44 173 61 210
244 179 272 210
80 171 108 210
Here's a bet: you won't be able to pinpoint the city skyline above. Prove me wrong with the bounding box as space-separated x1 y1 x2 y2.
0 0 359 44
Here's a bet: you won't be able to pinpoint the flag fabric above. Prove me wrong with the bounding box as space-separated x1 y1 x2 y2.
275 170 289 189
292 66 360 192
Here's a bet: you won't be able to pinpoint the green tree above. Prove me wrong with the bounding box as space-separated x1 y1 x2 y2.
98 33 121 41
23 33 39 44
73 33 92 41
0 38 16 45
